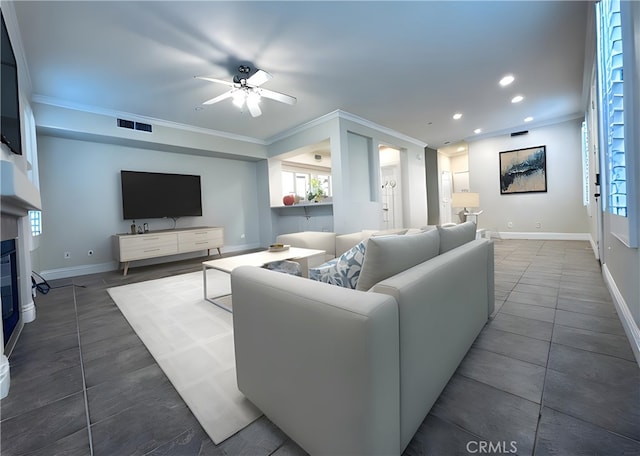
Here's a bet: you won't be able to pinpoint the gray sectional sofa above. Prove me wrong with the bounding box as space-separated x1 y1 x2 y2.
231 222 494 455
275 227 412 262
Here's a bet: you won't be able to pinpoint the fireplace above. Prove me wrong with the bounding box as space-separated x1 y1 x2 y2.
1 239 20 352
1 159 43 398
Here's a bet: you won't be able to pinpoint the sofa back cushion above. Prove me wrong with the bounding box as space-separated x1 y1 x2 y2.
355 229 440 291
276 231 336 259
335 231 371 257
437 221 476 254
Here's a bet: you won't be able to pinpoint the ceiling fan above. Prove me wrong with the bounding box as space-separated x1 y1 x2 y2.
195 65 296 117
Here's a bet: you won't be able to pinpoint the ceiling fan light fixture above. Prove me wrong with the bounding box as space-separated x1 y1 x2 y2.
247 90 261 104
232 90 246 108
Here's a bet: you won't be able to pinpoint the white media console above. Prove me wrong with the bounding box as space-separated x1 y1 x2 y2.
113 226 224 275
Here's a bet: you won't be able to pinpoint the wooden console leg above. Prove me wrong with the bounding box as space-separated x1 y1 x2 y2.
123 262 129 276
217 247 222 256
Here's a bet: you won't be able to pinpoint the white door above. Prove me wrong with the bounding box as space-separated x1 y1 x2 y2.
440 171 453 224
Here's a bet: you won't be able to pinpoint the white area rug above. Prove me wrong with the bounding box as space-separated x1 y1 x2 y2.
107 270 262 444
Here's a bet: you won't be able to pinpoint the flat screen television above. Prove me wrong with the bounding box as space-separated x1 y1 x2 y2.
120 170 203 220
1 12 22 155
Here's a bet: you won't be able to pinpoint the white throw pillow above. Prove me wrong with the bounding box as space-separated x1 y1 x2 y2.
308 241 367 289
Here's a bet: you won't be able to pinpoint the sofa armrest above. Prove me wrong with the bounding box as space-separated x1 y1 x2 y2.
371 238 491 449
231 266 400 455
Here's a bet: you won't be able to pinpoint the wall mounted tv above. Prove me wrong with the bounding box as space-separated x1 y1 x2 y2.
1 12 23 155
120 170 203 220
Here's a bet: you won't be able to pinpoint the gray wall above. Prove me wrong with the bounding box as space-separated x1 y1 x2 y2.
468 119 590 236
425 146 439 225
35 135 264 278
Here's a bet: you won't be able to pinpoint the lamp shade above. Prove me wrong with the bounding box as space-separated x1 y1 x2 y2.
451 192 480 208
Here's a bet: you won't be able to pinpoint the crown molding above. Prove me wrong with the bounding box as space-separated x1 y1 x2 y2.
29 95 427 150
267 109 427 148
30 94 268 145
465 112 585 143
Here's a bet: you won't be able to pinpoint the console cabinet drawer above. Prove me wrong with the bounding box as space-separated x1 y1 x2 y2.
177 228 224 253
117 233 177 261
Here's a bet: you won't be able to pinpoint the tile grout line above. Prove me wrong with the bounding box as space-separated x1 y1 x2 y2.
71 284 94 456
530 240 561 455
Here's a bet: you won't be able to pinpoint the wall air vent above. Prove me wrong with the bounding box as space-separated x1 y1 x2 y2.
117 118 135 129
117 119 153 133
135 122 152 132
510 130 529 137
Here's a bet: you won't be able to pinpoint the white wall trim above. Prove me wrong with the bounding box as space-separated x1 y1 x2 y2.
31 94 267 146
39 242 263 280
0 355 10 399
40 261 119 281
494 231 591 241
602 264 640 367
588 233 599 260
266 109 428 148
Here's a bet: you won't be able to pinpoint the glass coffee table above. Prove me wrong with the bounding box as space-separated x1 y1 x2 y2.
202 247 326 311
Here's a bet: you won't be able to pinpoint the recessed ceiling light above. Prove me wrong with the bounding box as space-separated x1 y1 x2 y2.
524 116 533 122
194 106 204 111
453 113 463 120
457 146 465 152
474 128 482 134
511 95 524 103
499 75 515 87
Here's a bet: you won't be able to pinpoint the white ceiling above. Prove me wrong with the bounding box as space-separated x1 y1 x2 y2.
10 1 590 149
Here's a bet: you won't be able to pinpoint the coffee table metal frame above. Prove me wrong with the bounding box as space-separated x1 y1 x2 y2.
202 247 326 311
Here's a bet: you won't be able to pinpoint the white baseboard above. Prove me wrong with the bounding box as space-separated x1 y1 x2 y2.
494 232 591 241
38 242 263 280
0 355 10 399
40 261 119 280
602 264 640 367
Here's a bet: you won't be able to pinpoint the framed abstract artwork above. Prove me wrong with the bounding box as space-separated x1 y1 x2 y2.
499 145 547 194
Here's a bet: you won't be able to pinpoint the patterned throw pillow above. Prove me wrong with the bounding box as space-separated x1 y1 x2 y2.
308 241 367 289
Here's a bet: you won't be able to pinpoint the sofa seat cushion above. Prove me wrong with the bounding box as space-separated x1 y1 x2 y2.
437 221 477 253
309 241 367 289
356 229 440 291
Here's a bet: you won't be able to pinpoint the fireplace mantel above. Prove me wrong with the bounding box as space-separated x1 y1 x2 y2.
1 160 41 217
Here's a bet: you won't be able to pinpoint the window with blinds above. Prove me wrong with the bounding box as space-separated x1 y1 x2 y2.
581 120 590 207
29 210 42 236
596 0 626 217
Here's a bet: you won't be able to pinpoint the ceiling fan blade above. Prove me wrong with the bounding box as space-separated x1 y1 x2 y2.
194 76 234 87
247 69 272 87
202 90 232 105
259 88 297 105
247 97 262 117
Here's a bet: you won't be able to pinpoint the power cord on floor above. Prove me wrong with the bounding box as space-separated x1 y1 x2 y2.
31 271 86 295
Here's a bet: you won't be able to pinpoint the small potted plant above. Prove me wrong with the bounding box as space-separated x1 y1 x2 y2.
307 177 325 202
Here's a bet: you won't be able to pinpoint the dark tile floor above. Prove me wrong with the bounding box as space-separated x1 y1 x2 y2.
1 240 638 455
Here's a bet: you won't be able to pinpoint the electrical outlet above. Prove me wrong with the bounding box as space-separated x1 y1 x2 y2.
88 250 94 256
507 221 513 229
535 222 541 229
240 233 245 239
64 251 71 259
